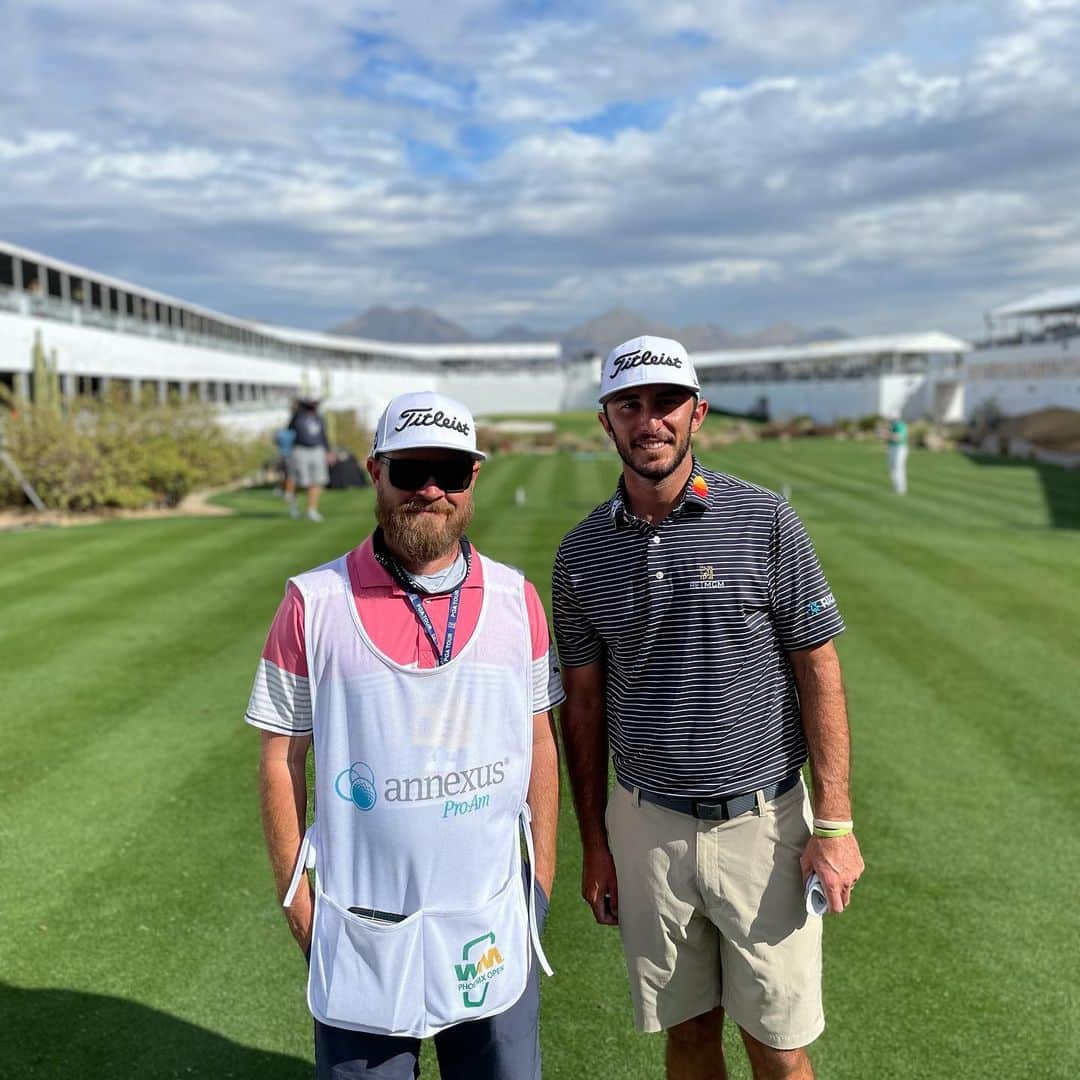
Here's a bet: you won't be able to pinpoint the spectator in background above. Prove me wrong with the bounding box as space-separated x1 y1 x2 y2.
285 397 331 522
273 421 296 497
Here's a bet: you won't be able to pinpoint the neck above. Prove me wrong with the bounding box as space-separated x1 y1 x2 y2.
389 542 461 577
622 453 694 524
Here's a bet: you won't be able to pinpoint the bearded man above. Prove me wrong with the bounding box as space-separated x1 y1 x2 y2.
553 337 864 1080
247 391 561 1080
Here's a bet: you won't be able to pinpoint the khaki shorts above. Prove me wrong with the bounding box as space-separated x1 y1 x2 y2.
606 777 824 1049
288 445 330 488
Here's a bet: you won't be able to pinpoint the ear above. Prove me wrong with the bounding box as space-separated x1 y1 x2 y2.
366 457 381 484
690 397 709 434
597 408 614 439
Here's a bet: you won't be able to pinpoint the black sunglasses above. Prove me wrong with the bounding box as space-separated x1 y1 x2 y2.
380 455 475 493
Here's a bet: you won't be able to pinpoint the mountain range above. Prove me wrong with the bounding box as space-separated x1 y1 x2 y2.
329 304 847 358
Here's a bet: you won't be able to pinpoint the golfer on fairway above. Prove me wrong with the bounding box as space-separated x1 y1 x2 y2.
247 390 561 1079
553 337 864 1080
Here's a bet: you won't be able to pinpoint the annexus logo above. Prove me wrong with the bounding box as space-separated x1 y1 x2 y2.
393 407 470 437
690 475 709 499
806 592 837 617
335 762 378 811
454 931 506 1008
689 564 725 591
384 758 507 820
609 347 683 378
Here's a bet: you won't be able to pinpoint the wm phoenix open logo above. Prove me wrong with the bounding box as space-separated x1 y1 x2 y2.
454 931 506 1008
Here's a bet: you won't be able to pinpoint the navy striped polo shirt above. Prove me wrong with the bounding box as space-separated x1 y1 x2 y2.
552 458 845 797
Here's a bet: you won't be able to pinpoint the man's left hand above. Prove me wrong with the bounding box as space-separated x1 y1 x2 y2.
800 833 864 913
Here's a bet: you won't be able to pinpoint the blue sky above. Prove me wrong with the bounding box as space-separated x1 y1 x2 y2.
2 0 1080 339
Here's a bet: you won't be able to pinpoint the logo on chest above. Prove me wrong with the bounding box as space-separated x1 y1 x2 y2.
335 758 508 818
688 564 726 591
335 761 378 811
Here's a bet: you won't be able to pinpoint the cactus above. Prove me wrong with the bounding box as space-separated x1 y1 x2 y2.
30 331 61 413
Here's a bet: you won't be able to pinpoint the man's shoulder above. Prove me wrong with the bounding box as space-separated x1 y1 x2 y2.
698 465 784 513
556 499 615 558
291 547 360 591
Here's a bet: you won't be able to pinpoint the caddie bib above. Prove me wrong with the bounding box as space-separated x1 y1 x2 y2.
283 552 552 1037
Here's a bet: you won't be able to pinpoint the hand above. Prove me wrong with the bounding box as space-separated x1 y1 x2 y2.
800 833 864 914
582 845 619 925
326 452 337 467
285 879 315 956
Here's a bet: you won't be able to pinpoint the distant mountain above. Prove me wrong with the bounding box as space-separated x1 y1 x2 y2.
327 304 847 356
330 305 474 343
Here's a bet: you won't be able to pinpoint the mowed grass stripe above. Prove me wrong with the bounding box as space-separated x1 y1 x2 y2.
0 521 309 792
0 517 297 644
822 633 1080 1074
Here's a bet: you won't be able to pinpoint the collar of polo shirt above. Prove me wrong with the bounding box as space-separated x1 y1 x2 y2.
610 456 711 529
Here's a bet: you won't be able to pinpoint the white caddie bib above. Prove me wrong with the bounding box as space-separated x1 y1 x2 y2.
283 552 552 1038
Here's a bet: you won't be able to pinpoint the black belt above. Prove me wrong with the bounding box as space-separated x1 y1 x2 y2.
618 768 802 821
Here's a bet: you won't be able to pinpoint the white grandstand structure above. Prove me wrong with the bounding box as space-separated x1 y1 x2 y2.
3 239 1072 429
0 240 595 432
965 286 1080 418
693 332 970 423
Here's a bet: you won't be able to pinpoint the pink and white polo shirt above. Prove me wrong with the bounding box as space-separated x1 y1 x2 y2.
245 536 564 735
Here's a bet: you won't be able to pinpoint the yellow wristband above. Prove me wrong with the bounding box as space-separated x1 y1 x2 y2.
813 825 853 838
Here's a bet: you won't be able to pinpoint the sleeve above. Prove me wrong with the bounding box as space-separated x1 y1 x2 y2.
551 544 603 668
768 501 846 651
524 580 565 712
244 582 313 735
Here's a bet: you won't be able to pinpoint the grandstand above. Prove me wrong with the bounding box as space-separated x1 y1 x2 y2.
8 238 1073 430
966 286 1080 418
692 332 970 423
0 240 591 431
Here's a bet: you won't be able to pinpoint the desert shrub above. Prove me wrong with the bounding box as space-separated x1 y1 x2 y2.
325 409 373 461
0 392 264 510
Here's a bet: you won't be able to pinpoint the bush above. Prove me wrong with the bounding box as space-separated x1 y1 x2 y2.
0 392 264 511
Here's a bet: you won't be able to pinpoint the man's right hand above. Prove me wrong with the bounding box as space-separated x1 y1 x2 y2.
285 880 315 956
582 845 619 925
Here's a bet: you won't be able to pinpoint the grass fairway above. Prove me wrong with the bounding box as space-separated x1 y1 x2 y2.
2 439 1079 1079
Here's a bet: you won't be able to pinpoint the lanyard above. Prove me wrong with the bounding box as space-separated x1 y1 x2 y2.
404 584 462 666
371 530 472 667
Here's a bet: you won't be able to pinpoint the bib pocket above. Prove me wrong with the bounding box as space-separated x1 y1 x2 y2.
308 890 426 1036
422 871 530 1028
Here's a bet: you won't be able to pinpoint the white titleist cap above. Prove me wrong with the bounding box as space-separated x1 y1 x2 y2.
372 391 487 460
598 335 700 404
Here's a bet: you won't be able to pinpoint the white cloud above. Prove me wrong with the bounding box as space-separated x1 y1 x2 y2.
1 0 1080 337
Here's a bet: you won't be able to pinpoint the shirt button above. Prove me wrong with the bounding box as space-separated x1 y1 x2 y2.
655 571 664 580
651 535 661 545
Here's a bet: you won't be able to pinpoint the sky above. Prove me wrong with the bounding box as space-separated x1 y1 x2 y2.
2 0 1079 340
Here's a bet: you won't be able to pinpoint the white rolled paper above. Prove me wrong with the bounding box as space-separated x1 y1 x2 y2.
804 872 828 916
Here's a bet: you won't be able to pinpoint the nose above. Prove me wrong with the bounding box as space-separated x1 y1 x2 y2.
415 477 447 498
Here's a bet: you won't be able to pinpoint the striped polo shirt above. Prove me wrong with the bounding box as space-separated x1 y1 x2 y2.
552 458 844 798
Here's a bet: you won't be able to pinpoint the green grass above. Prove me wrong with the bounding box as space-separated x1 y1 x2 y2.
3 440 1079 1078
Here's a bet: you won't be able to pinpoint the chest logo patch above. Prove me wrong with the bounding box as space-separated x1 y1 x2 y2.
335 761 378 811
690 565 725 591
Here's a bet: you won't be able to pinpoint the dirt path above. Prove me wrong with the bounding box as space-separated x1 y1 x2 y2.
0 483 243 532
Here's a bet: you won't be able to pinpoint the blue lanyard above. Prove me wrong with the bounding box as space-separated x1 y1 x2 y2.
404 584 462 666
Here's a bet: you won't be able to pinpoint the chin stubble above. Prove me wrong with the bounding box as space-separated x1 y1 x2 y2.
616 429 693 482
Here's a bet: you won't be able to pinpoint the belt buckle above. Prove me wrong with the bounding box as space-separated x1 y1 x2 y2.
693 798 730 822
